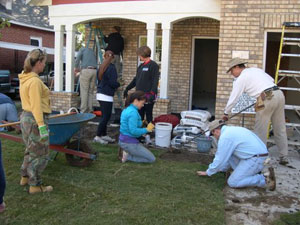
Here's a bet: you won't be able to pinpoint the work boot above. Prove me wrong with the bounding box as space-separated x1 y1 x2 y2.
29 185 53 194
0 202 5 213
20 176 28 186
279 156 289 166
264 167 276 191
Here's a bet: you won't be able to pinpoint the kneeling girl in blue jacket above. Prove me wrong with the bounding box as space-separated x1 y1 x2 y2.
119 91 155 163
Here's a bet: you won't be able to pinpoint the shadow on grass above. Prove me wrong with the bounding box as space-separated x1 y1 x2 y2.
0 139 226 225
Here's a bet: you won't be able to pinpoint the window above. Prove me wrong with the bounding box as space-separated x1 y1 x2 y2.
138 36 162 66
30 37 42 47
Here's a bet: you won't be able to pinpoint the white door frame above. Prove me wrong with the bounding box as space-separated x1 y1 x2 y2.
263 29 300 71
189 36 219 110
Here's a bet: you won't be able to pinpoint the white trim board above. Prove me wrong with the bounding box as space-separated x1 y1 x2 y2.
10 21 54 32
0 41 55 55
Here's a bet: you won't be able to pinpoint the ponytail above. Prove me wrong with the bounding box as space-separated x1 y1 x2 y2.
23 49 47 73
98 50 114 81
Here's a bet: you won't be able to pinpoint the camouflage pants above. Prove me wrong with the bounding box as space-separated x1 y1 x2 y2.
20 111 49 186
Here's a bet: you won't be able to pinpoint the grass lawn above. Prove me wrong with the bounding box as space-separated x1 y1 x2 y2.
271 212 300 225
0 138 226 225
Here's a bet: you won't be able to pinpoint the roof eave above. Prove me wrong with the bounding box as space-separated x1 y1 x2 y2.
26 0 52 6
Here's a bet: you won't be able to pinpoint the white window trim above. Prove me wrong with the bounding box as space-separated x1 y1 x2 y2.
30 36 42 47
263 29 300 71
138 35 162 66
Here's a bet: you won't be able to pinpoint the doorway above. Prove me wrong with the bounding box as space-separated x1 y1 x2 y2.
190 38 219 115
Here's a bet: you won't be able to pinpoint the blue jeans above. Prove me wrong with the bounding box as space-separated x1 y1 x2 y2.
0 141 5 204
0 103 18 131
119 141 155 163
226 155 266 188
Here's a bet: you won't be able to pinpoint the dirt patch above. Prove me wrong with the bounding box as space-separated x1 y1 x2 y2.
159 150 214 164
224 146 300 225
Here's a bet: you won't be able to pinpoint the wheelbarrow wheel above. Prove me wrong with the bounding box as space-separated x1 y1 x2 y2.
65 140 94 167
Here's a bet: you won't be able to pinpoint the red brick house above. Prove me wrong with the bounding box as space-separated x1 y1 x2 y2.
0 0 55 79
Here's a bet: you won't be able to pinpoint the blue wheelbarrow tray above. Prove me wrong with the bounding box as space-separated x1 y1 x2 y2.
48 113 95 145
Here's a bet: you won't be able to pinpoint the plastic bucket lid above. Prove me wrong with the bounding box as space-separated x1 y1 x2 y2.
155 122 172 130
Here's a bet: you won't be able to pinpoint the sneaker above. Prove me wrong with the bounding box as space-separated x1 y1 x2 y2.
20 176 29 186
264 167 276 191
29 185 53 194
0 202 5 213
101 135 115 143
93 136 108 144
121 151 128 163
279 156 289 166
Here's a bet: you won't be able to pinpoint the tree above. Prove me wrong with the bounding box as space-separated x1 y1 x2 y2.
75 24 85 51
0 17 11 39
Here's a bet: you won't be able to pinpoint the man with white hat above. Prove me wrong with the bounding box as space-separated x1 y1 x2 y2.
197 120 276 191
223 58 288 165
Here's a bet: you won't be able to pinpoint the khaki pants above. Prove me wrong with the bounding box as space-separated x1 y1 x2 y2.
112 54 122 76
112 55 124 109
254 90 288 157
79 68 97 113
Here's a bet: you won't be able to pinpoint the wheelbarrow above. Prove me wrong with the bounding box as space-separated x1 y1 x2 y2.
0 112 97 167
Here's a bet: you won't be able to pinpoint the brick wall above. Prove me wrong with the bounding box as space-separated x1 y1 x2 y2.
170 18 220 113
0 24 55 74
1 24 55 47
90 18 219 117
50 91 80 112
217 0 300 128
87 19 146 109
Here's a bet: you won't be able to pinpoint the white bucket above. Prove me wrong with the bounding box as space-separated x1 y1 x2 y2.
155 122 172 148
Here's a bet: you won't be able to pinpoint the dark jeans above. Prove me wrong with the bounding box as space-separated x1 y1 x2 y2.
139 103 154 123
0 141 5 204
97 101 113 137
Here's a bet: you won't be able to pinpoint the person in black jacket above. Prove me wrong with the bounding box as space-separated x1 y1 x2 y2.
104 26 124 75
123 46 160 123
94 50 120 144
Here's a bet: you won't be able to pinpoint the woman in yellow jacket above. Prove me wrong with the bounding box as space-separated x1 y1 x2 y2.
18 49 52 194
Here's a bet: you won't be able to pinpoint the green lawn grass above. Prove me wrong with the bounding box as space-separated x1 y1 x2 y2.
0 138 226 225
271 211 300 225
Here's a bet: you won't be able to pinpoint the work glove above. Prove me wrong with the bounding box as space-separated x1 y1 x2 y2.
123 89 128 99
38 125 49 142
222 114 229 122
146 122 155 132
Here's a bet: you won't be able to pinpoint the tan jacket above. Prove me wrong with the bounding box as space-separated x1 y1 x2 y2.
18 71 51 126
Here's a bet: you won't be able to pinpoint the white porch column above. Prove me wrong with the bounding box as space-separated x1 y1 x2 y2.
54 24 64 91
160 22 172 99
146 22 157 60
65 24 75 92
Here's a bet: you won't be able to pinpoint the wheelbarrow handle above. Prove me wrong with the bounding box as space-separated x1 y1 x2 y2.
0 112 77 128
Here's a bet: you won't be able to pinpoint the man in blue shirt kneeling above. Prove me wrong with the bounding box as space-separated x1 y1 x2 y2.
197 120 276 191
